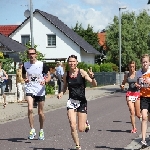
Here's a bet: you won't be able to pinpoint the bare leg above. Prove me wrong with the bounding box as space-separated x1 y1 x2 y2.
26 96 34 128
67 109 80 146
126 98 136 130
38 101 45 129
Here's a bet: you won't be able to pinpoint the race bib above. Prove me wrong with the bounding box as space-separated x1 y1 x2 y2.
28 74 44 83
139 77 150 87
129 96 138 102
67 99 80 109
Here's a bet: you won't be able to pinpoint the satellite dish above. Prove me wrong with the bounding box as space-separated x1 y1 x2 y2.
24 9 30 18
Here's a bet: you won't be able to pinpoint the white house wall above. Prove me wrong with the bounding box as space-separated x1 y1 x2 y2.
10 13 95 63
81 49 95 64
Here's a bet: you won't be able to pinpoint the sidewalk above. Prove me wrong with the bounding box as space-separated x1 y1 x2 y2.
124 126 150 150
0 84 123 124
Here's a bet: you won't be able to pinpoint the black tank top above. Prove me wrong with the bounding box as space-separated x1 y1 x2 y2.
66 70 87 103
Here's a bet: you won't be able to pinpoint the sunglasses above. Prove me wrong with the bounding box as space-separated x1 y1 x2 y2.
27 53 36 55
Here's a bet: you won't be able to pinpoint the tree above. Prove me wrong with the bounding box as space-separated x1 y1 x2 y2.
72 22 100 51
106 10 150 70
19 42 45 62
0 52 14 73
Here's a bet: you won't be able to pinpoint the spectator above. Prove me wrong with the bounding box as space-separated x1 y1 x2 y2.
16 62 25 103
55 62 64 93
0 62 8 108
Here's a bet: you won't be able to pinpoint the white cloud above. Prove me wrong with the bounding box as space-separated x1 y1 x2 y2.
81 0 123 6
81 0 102 5
45 0 146 32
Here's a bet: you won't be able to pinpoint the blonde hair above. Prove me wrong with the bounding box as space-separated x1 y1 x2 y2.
141 54 149 62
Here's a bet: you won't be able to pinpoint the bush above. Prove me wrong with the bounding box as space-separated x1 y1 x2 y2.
64 62 117 73
45 84 55 95
100 63 118 72
87 64 100 72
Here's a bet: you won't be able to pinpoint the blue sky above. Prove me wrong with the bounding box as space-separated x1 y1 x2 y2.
0 0 149 32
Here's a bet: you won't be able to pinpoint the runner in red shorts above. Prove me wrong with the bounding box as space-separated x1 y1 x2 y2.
120 61 141 133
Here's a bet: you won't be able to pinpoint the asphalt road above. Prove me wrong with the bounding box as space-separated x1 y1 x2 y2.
0 92 141 150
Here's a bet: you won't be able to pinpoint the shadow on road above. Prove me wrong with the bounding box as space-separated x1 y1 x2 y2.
0 138 27 142
21 105 28 107
95 146 123 149
125 122 131 124
106 129 130 133
33 148 63 150
113 121 122 123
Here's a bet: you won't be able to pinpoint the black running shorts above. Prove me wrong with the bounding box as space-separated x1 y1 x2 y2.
140 97 150 113
26 93 45 102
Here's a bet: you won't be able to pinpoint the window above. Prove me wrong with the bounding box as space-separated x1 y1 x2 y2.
47 34 56 46
21 35 30 45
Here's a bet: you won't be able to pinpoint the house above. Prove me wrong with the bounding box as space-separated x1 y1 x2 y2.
0 25 19 37
0 33 27 102
97 30 107 51
0 33 26 61
8 9 100 64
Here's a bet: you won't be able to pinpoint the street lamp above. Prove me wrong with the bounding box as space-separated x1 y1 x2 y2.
119 6 127 85
24 0 34 48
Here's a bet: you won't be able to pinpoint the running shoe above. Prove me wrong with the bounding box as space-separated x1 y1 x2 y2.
39 130 45 140
75 145 81 150
131 128 137 133
28 129 36 140
85 120 90 133
141 141 148 149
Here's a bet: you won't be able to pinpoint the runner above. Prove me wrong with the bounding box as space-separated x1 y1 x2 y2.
22 48 50 140
0 62 8 108
136 54 150 149
57 55 97 150
120 61 141 133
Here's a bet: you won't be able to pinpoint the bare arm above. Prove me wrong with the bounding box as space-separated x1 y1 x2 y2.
80 69 97 87
22 63 28 82
2 70 8 80
60 72 68 95
121 74 127 85
45 71 51 83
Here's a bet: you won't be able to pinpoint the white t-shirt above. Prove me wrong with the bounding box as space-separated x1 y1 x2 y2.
22 61 48 96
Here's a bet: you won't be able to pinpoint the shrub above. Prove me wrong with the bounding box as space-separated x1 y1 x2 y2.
100 63 118 72
87 64 100 72
45 84 55 95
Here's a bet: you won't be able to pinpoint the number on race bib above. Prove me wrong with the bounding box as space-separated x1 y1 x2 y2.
31 77 37 82
129 96 138 102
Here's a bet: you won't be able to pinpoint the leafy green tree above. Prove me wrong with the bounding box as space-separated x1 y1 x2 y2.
106 10 150 69
19 42 45 62
72 22 99 50
0 52 14 73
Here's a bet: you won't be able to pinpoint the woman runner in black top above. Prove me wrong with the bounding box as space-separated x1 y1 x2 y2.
57 55 97 150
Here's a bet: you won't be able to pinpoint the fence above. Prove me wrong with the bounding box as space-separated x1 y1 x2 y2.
94 72 116 86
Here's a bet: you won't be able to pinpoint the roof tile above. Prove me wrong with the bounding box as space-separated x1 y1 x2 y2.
0 25 19 37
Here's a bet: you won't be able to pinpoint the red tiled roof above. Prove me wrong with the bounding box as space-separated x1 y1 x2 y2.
97 32 107 50
0 25 19 37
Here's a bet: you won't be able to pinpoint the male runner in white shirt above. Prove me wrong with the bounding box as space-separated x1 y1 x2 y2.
22 48 50 140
